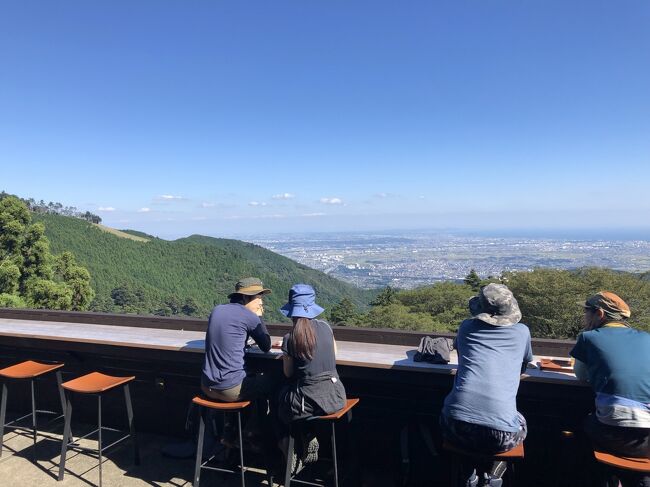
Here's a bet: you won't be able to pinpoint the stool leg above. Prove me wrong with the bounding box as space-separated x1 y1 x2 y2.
58 394 73 481
97 395 103 487
193 407 205 487
237 411 246 487
0 382 7 458
31 378 37 457
124 384 140 465
331 422 339 487
284 429 295 487
55 371 66 417
0 382 7 457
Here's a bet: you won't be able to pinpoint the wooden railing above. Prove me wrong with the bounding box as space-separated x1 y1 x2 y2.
0 307 576 356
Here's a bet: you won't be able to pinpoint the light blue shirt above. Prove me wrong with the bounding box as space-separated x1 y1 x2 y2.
443 319 533 432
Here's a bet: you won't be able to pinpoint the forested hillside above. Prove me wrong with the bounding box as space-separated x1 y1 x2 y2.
4 192 650 338
332 268 650 339
33 212 372 320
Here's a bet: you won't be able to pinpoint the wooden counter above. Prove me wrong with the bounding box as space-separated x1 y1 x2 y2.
0 318 583 386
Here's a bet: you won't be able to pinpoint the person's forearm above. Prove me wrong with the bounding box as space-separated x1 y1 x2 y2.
252 322 271 352
573 359 589 382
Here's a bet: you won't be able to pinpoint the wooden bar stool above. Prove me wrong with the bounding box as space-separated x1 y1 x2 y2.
594 449 650 485
284 398 360 487
192 396 252 487
57 372 139 487
0 360 65 458
443 441 525 487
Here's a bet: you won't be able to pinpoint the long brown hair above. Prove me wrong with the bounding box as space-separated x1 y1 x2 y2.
290 317 316 361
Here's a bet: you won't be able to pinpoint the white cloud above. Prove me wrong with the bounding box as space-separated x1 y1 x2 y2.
159 194 184 200
224 213 284 220
98 206 115 212
302 212 326 217
248 201 268 207
374 192 399 199
272 192 295 200
320 197 343 205
200 202 216 208
137 207 151 213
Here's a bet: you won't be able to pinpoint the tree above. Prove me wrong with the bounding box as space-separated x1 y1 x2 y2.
0 260 20 295
54 251 95 310
330 297 358 325
182 297 200 316
0 196 94 311
25 278 73 309
370 286 397 306
463 269 482 291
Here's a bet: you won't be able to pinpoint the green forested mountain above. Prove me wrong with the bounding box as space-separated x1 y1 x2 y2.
5 193 649 338
335 268 650 339
33 213 371 320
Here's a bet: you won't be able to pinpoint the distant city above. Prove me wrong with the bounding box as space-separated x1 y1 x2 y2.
248 231 650 289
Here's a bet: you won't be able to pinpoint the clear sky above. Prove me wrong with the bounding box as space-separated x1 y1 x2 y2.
1 1 649 238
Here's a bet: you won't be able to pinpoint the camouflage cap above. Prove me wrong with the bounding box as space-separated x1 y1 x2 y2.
227 277 271 299
469 283 522 327
581 291 630 320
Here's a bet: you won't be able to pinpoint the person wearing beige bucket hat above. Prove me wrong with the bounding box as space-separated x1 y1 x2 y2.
571 291 650 486
440 283 533 487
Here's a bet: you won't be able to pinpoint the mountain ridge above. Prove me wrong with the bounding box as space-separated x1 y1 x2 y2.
34 213 371 320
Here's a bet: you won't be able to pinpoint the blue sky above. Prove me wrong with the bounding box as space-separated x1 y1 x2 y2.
1 1 649 238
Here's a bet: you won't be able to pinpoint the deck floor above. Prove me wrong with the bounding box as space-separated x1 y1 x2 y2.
0 420 273 487
0 420 392 486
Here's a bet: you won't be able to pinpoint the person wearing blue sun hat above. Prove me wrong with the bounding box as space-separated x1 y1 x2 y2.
274 284 347 470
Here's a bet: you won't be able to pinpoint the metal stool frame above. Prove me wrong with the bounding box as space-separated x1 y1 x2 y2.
284 398 359 487
193 403 247 487
0 366 66 459
57 383 139 487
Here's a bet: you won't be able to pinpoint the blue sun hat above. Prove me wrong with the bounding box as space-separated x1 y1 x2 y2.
280 284 325 319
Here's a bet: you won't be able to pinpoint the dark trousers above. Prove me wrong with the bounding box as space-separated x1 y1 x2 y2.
584 414 650 487
440 413 527 484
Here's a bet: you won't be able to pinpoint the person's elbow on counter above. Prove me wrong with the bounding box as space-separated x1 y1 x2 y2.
573 358 589 382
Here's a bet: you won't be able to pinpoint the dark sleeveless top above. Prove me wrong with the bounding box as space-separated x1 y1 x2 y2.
282 319 337 379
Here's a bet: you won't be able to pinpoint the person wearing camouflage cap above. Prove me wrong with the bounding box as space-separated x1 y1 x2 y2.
441 283 533 487
571 292 650 484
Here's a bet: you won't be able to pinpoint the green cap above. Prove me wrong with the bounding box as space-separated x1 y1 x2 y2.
228 277 271 299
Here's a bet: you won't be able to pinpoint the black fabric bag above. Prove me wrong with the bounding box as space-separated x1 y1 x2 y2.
413 336 454 364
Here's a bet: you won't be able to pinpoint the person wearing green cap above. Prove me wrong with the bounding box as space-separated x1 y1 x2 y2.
571 291 650 487
201 277 274 402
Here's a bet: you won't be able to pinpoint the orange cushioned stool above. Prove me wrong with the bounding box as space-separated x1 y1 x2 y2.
192 396 253 487
443 441 525 487
284 398 360 487
594 449 650 484
0 360 66 459
57 372 140 487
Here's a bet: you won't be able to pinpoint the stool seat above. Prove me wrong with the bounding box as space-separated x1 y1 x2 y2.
0 360 64 379
594 450 650 473
285 398 360 487
312 398 360 421
443 441 525 459
61 372 135 394
192 396 250 410
58 371 139 486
